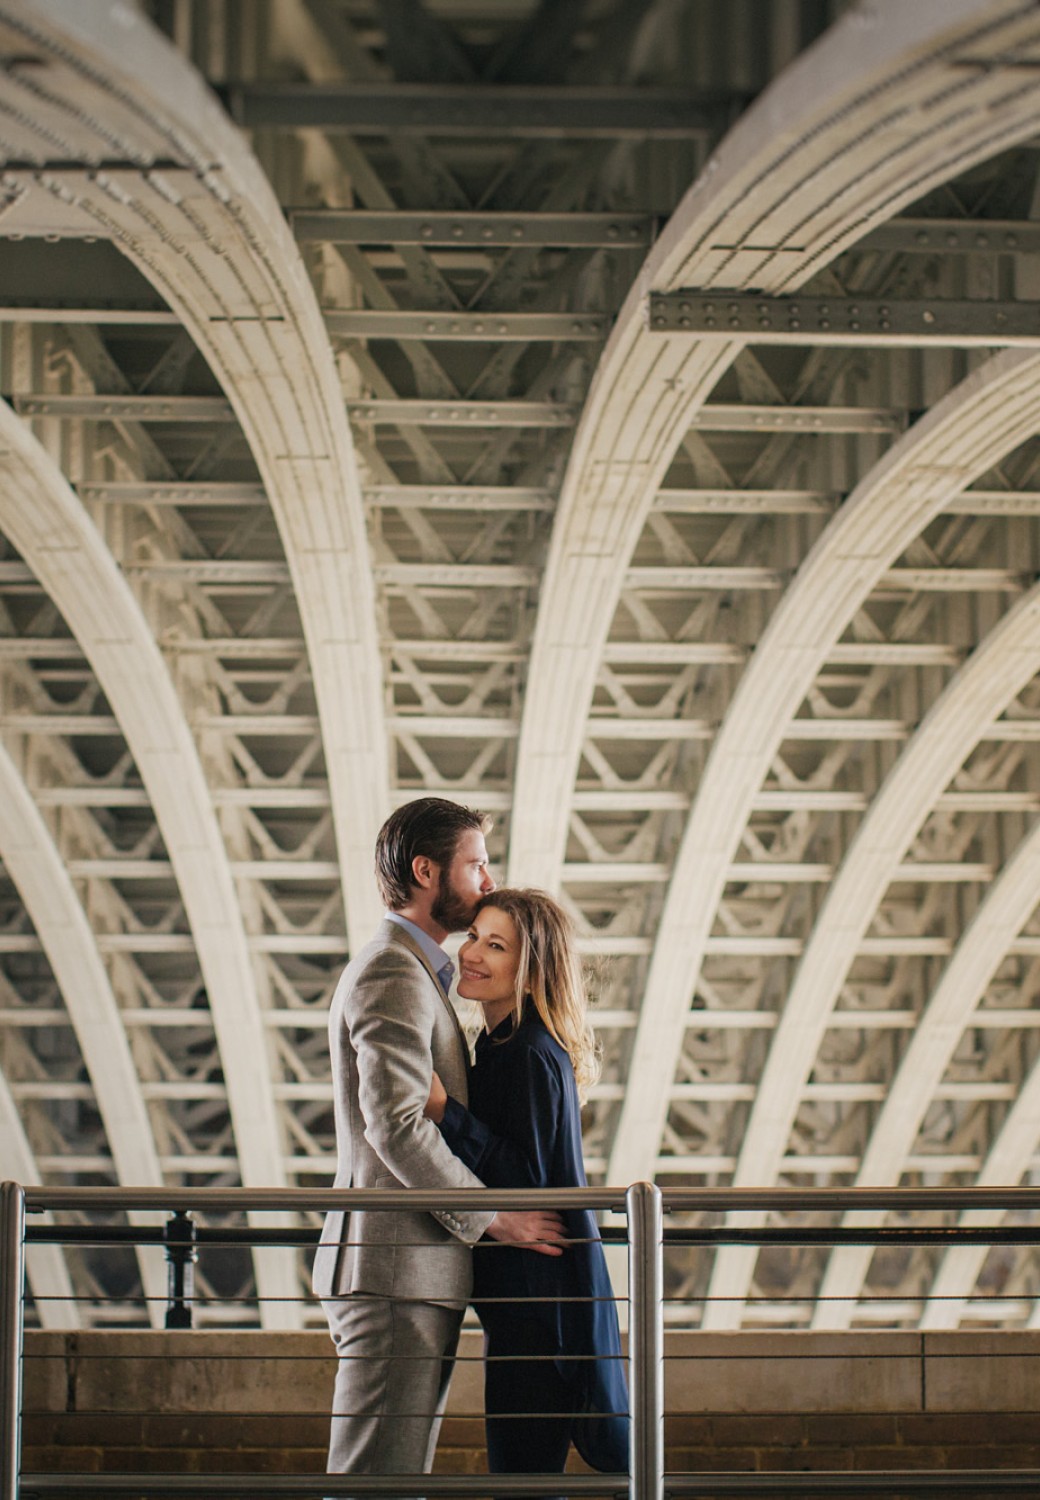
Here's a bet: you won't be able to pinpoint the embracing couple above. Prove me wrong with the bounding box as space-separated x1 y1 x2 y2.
312 796 628 1488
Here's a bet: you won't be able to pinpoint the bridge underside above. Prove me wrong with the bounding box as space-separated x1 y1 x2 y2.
2 0 1040 1331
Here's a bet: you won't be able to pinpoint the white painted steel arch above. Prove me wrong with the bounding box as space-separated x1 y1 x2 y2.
0 0 389 944
812 821 1040 1330
920 1056 1040 1329
608 347 1040 1190
0 1069 77 1329
509 0 1040 894
701 575 1040 1328
0 398 297 1327
0 733 167 1325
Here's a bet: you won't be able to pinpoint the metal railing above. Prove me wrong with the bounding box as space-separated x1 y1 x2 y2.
6 1182 1040 1498
2 1182 654 1500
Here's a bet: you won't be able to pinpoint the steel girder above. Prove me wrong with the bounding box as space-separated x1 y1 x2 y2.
4 0 1040 1328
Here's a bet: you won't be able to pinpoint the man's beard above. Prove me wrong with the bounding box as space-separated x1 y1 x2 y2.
430 878 479 933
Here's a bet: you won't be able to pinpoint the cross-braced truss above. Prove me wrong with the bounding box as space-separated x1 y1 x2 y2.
2 0 1040 1330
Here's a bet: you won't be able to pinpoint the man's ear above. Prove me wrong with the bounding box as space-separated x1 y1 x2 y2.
411 854 438 890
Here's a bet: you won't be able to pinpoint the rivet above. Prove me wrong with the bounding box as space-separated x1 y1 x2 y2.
420 225 434 239
451 225 464 238
679 317 692 328
922 310 935 324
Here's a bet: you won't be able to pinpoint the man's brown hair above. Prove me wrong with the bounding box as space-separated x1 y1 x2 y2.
374 797 491 910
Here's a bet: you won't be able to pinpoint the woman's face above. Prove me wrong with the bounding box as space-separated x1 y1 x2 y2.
457 906 521 1030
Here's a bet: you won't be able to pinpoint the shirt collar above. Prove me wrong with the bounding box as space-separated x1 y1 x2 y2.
386 911 454 991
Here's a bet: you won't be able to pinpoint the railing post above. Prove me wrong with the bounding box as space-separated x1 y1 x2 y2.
626 1180 663 1500
163 1210 197 1330
0 1182 26 1500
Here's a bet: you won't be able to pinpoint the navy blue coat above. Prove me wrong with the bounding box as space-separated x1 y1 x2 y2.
438 1009 629 1472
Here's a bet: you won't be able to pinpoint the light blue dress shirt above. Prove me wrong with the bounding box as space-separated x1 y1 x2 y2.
385 911 455 995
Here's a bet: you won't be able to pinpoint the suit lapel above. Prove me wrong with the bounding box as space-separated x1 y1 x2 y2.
380 919 470 1056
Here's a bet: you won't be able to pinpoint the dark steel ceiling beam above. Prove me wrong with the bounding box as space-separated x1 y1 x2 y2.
225 82 733 137
291 209 654 246
649 290 1040 345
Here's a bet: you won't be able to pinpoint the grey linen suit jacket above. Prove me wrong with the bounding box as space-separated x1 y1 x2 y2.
313 919 495 1310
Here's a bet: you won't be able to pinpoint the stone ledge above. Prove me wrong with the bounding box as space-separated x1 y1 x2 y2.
21 1329 1040 1477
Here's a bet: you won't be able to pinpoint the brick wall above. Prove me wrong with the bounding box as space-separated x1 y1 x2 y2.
20 1329 1040 1483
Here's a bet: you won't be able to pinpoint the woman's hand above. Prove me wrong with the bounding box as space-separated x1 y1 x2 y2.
424 1069 448 1124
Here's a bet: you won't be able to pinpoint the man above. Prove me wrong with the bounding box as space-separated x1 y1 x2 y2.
313 797 567 1480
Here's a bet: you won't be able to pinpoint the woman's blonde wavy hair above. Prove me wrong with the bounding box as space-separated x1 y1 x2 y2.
473 888 601 1102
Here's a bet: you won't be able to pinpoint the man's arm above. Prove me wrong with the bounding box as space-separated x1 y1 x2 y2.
348 948 564 1253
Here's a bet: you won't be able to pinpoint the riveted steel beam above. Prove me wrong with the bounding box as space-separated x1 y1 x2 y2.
652 487 1040 514
649 290 1040 345
346 398 577 425
79 482 267 506
654 487 838 513
291 209 654 247
688 403 901 433
226 82 730 137
0 305 178 323
13 394 235 421
325 309 608 340
365 484 554 510
861 216 1040 255
376 562 540 587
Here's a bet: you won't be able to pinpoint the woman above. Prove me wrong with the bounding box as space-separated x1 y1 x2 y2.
423 887 629 1480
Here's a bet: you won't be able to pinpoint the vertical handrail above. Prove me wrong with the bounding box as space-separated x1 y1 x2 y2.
626 1181 663 1500
0 1182 25 1500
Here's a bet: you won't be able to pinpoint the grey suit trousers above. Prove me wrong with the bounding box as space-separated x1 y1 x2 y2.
322 1293 463 1476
